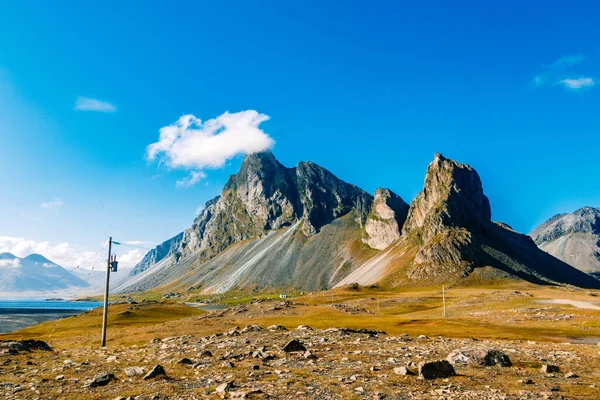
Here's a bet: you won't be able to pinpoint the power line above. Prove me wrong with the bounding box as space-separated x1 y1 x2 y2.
112 241 154 251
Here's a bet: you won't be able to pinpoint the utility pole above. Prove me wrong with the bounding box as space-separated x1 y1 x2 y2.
442 285 446 318
101 237 112 347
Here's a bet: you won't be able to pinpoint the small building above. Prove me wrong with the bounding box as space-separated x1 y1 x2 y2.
279 294 288 299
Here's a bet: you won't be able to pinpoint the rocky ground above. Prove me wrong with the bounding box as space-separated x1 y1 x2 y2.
2 318 600 399
2 287 600 400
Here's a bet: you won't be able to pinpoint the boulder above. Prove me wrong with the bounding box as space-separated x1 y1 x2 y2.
447 348 511 367
283 339 306 352
124 366 144 377
88 372 116 388
418 360 456 380
143 365 167 380
541 364 560 373
393 366 415 376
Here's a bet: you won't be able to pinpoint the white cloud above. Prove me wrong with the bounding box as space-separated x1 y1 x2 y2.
40 198 64 209
559 77 595 89
548 54 585 68
74 97 117 112
116 249 144 270
0 236 99 270
176 171 206 188
531 54 595 91
0 259 21 269
146 110 274 187
0 236 147 273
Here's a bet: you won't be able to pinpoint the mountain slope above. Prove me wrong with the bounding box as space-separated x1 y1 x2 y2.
0 253 89 293
337 154 600 289
530 207 600 273
118 151 375 293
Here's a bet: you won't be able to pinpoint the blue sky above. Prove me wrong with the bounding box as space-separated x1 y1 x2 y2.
1 0 599 269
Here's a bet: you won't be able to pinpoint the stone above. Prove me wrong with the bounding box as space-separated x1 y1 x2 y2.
541 364 560 373
124 366 144 377
393 366 415 376
215 382 234 393
418 360 456 380
178 358 194 365
564 372 579 379
283 339 306 352
296 325 313 331
88 372 116 388
200 350 213 357
143 365 167 380
447 348 512 367
304 351 318 360
268 325 287 331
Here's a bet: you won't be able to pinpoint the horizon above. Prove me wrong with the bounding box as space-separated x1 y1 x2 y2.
1 1 599 270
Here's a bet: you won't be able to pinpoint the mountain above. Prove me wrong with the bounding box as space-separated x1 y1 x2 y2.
530 207 600 273
0 253 90 293
117 151 375 293
338 154 600 289
119 152 600 294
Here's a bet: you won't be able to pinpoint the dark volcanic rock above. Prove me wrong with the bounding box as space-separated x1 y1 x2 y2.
418 360 456 379
143 364 167 380
88 372 115 388
283 339 307 352
0 340 53 353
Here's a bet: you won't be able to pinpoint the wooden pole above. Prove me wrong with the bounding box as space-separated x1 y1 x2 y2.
442 285 446 318
101 237 112 347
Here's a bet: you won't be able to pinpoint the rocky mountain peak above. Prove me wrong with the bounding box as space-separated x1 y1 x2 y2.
402 153 491 239
362 188 409 250
530 206 600 273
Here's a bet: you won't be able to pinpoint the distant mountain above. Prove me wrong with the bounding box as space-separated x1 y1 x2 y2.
117 152 600 294
530 207 600 273
0 253 90 293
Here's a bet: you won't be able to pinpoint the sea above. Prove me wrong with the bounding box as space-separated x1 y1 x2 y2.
0 300 103 334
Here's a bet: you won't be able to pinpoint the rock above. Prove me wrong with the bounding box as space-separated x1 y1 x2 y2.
447 348 512 367
354 387 364 393
106 355 118 362
362 188 409 250
88 373 116 388
124 366 145 377
304 351 318 360
418 360 456 380
0 340 53 353
241 324 262 333
55 375 65 381
519 378 534 385
216 382 234 393
564 372 578 379
143 365 167 380
541 364 560 373
393 366 415 376
200 350 213 357
283 339 306 352
178 358 195 365
296 324 313 331
268 325 287 331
